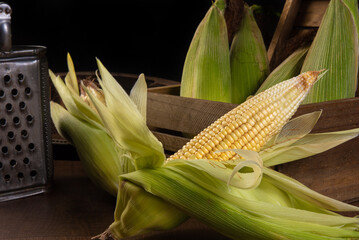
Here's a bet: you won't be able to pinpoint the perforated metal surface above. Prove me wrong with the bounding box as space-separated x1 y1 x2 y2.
0 46 52 201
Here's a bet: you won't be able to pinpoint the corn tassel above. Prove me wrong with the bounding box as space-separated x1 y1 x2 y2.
229 3 269 104
301 0 358 103
180 0 231 103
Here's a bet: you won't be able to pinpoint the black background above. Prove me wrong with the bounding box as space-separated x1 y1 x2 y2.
6 0 284 81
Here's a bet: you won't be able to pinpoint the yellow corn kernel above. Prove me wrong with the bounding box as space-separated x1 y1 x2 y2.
168 71 322 162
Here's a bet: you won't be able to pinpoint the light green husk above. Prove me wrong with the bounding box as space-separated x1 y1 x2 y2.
301 0 359 104
180 0 231 103
230 4 269 104
51 56 359 240
256 47 308 94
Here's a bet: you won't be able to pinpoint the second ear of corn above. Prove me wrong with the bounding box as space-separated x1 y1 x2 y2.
301 0 358 104
180 0 269 104
180 0 231 103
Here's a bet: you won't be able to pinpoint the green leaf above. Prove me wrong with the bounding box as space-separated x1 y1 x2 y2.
230 4 269 104
301 0 358 103
180 1 231 103
130 73 147 121
256 47 308 93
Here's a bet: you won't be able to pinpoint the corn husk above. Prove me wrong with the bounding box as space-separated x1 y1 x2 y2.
180 0 231 103
256 47 308 94
230 4 269 104
104 73 359 240
51 57 359 240
301 0 358 103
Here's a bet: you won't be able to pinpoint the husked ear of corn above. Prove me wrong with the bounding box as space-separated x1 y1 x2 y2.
180 0 231 103
229 3 269 104
169 71 322 162
301 0 358 104
256 47 308 94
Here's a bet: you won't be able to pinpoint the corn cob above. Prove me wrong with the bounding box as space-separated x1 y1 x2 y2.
168 70 322 161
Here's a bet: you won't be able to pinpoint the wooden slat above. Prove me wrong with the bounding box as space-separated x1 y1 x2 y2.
147 92 237 136
268 0 302 69
294 1 329 27
294 97 359 132
277 137 359 202
148 84 181 95
152 131 190 153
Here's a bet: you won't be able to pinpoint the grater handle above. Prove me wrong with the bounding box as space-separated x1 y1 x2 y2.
0 2 11 52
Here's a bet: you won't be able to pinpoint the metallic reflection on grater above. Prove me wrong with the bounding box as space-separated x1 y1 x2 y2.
0 2 53 201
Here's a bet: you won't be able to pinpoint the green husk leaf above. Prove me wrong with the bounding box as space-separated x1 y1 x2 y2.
230 4 269 104
119 167 359 240
256 47 308 94
50 102 126 196
65 53 79 95
301 0 358 103
180 0 231 103
49 70 103 129
264 167 359 212
106 181 188 238
130 73 147 120
261 127 359 167
84 62 165 170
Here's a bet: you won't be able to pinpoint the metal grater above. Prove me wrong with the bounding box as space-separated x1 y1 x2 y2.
0 2 53 201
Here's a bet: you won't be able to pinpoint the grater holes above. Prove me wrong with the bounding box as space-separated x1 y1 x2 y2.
15 144 22 153
11 88 18 99
24 87 32 97
0 118 7 127
10 159 17 167
17 73 24 83
13 116 20 126
21 129 28 139
19 101 26 111
17 172 24 180
28 143 35 152
3 75 11 85
4 174 10 182
7 131 15 141
5 103 13 112
26 115 33 124
1 146 8 155
0 89 5 99
30 170 37 178
23 157 30 165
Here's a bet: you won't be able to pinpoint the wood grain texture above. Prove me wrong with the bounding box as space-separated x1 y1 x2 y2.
294 1 328 27
0 161 115 240
268 0 302 69
147 92 237 136
147 94 359 203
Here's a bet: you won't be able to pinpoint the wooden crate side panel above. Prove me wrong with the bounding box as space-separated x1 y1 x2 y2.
294 1 328 27
277 137 359 202
147 92 237 135
294 97 359 132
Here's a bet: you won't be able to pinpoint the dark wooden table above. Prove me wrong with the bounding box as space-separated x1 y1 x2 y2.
0 160 116 240
0 160 230 240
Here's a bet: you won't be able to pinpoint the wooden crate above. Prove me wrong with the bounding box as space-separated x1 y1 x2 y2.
147 92 359 206
146 0 359 208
